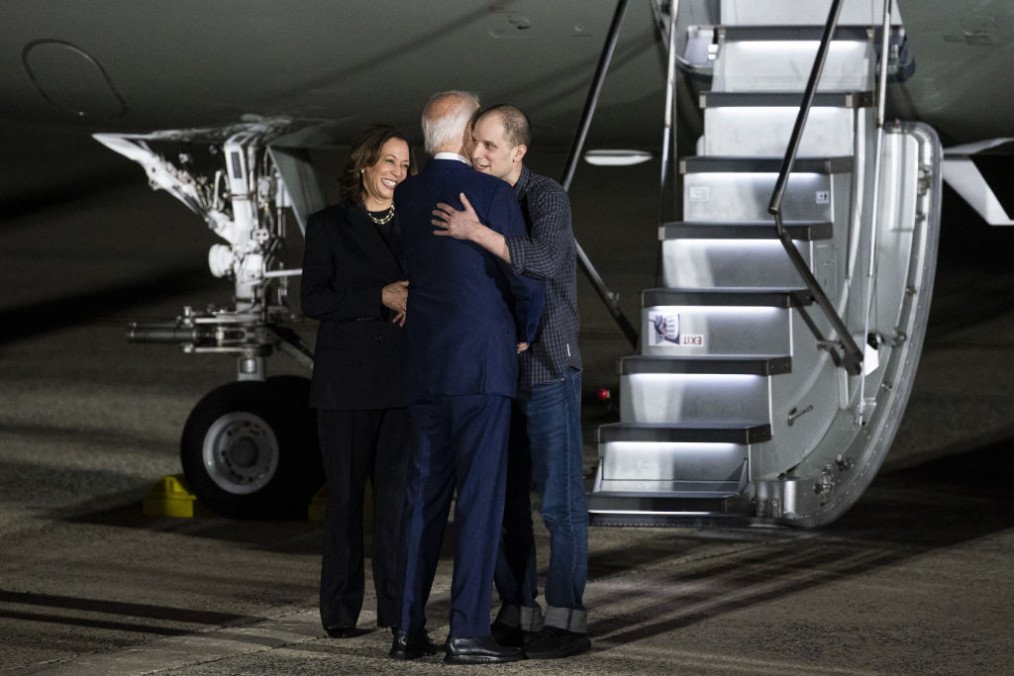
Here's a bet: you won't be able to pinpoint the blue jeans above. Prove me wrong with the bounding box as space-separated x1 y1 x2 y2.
494 368 588 632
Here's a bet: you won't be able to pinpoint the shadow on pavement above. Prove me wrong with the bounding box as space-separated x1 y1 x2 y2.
0 590 261 638
585 434 1014 646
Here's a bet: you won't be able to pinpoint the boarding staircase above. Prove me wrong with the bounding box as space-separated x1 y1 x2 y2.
588 0 942 527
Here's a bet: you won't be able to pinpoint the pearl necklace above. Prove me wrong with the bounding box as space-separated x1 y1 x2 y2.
367 205 395 225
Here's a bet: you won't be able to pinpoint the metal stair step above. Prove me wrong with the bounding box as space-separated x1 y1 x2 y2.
642 289 808 356
711 20 913 84
714 27 877 92
599 422 771 445
661 221 833 241
594 423 767 503
621 355 791 377
596 423 761 497
701 90 873 109
682 164 851 221
621 356 784 423
658 221 831 289
702 102 863 157
719 25 901 43
643 287 812 309
718 0 905 28
587 493 752 526
682 156 853 174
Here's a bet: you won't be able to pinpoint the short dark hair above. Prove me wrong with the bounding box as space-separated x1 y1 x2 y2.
339 125 414 202
477 104 531 148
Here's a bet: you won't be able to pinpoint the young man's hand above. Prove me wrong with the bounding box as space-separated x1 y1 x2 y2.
432 193 481 241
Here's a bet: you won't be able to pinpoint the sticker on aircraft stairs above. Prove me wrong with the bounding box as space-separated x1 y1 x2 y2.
648 311 705 348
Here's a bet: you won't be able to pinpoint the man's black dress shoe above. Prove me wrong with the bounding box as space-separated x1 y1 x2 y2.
325 625 369 638
389 629 439 660
444 635 523 664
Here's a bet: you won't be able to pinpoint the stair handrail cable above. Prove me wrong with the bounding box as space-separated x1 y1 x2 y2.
765 0 864 376
561 0 639 348
656 0 680 291
857 0 895 417
659 0 679 196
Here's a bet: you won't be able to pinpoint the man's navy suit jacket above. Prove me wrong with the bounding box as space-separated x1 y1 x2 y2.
395 158 544 401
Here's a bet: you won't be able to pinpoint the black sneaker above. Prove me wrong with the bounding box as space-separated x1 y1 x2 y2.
523 626 591 659
490 620 525 647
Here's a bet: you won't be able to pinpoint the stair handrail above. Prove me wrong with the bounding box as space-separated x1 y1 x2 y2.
766 0 863 376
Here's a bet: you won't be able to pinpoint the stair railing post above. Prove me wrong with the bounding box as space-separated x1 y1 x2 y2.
857 0 896 417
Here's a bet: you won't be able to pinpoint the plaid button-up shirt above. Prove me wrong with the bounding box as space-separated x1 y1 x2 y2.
506 165 582 387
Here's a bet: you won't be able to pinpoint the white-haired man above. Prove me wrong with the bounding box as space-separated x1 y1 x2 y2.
432 104 590 660
390 91 543 664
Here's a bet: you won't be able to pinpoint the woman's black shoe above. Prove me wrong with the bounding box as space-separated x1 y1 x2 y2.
389 629 439 659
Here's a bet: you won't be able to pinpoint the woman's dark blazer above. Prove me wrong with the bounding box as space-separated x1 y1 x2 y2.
301 200 407 410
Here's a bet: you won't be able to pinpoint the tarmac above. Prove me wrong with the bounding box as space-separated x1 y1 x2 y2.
1 136 1013 674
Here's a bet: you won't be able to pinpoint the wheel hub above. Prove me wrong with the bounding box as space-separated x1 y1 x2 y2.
202 412 280 495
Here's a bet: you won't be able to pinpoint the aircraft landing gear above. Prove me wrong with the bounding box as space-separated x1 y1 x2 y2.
100 121 325 519
180 375 322 519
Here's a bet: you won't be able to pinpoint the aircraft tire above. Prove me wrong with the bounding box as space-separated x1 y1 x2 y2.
180 376 323 519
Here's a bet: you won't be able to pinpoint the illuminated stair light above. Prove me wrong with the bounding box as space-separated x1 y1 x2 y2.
583 149 653 166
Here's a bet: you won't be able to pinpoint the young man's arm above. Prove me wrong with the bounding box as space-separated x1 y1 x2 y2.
432 182 572 281
485 184 544 345
432 193 511 263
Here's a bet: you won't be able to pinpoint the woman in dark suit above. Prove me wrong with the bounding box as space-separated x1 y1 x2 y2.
301 125 413 638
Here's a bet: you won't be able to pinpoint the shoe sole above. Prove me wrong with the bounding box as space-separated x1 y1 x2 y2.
444 654 524 664
389 649 438 660
388 651 420 660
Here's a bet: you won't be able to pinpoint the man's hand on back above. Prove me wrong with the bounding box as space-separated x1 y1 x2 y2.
432 193 482 241
432 193 512 264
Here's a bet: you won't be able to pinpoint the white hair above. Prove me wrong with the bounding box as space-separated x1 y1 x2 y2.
421 90 480 155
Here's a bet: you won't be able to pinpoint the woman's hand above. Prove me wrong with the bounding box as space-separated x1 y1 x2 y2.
383 280 409 325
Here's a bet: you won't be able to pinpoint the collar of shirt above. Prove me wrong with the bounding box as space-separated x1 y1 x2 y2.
433 152 470 164
513 164 532 201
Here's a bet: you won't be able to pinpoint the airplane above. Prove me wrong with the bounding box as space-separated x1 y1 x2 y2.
3 0 1012 527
